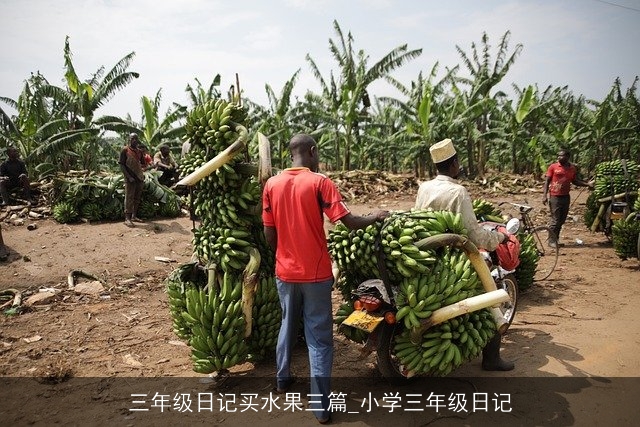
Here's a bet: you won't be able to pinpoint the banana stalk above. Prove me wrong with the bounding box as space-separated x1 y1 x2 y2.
242 248 261 337
257 132 273 186
175 125 249 187
410 289 509 342
415 233 509 334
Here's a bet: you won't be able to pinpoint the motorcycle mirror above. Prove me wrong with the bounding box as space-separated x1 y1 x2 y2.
506 217 521 234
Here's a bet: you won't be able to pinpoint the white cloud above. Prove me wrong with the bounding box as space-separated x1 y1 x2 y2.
1 0 639 119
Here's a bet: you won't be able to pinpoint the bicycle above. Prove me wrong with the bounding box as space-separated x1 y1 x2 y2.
499 202 559 281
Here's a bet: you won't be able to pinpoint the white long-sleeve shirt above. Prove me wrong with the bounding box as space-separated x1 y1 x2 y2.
415 175 502 251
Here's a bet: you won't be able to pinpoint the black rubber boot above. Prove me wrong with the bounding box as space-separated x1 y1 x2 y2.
482 334 514 371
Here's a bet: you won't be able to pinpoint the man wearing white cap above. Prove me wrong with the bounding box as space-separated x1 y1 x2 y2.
415 138 514 371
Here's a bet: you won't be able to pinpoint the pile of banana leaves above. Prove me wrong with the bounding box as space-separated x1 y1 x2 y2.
51 171 182 223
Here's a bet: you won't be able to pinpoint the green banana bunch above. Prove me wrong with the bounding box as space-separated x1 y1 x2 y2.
168 98 279 374
52 201 79 224
329 209 467 289
611 217 640 259
472 199 503 222
395 247 481 329
330 205 544 377
393 309 496 377
514 233 538 290
247 275 282 360
584 159 639 229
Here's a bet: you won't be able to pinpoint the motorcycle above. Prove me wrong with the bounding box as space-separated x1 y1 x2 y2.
340 218 520 382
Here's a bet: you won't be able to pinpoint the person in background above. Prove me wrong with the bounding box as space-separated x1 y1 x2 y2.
415 138 514 372
119 134 146 227
138 144 154 170
153 145 179 186
0 147 33 207
542 149 593 248
262 134 389 424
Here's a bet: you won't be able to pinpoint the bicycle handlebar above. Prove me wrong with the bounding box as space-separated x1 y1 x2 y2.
498 201 533 214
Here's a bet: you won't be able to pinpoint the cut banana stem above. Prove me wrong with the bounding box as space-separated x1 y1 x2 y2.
242 248 261 337
175 125 248 187
414 232 508 333
597 191 639 203
410 289 509 342
258 132 273 186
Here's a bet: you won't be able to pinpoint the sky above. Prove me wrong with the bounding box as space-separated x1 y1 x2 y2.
1 0 639 120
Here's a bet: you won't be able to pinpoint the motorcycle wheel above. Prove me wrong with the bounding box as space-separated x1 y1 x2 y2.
497 273 518 331
376 323 416 384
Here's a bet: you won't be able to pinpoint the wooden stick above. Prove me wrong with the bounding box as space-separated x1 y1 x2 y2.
590 203 607 232
597 190 639 203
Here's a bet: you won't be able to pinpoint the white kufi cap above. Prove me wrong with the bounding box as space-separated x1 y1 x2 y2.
429 138 456 163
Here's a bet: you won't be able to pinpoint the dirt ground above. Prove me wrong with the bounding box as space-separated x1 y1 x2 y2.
1 184 639 426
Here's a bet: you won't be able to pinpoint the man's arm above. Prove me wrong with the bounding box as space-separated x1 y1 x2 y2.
339 210 388 230
263 225 277 251
542 176 551 205
572 175 594 188
453 186 505 251
153 152 168 169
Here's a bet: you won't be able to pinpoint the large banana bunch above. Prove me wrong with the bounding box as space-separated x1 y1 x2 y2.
247 275 282 360
330 209 500 376
611 217 640 259
329 210 466 289
166 97 279 375
179 271 248 373
472 199 504 222
514 233 538 290
165 262 203 340
395 247 481 329
392 309 496 377
586 159 639 229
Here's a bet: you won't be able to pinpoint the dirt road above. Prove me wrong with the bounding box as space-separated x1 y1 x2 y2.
1 190 639 426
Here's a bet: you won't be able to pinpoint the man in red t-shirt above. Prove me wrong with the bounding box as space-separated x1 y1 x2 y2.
542 149 593 247
262 134 388 424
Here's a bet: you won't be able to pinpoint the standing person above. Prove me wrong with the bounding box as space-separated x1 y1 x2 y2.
415 138 514 371
153 145 178 186
542 149 593 248
119 134 146 227
262 134 388 424
0 147 33 207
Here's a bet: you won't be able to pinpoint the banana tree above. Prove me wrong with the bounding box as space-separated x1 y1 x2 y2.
306 20 422 170
185 74 222 107
453 31 523 177
246 70 304 168
35 36 139 171
1 72 96 177
382 63 459 178
574 78 639 168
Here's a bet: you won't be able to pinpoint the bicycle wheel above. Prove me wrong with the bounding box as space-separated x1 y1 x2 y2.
530 226 559 281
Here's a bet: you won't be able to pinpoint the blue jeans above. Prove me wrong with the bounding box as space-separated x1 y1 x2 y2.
276 278 334 421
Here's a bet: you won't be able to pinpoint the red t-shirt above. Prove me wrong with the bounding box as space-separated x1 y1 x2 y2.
546 162 577 196
262 167 349 282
